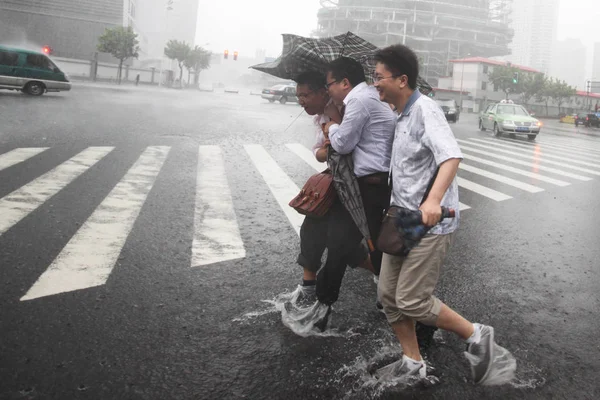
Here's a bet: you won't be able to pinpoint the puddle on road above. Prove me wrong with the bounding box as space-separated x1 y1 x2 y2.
232 288 546 397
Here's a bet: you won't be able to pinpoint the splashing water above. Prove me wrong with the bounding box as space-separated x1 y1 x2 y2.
233 285 352 338
334 345 441 398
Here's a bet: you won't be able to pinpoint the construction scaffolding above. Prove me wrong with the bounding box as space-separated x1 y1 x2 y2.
315 0 514 86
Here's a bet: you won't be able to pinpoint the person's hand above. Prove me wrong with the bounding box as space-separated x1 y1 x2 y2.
322 121 336 139
419 198 442 227
322 139 331 148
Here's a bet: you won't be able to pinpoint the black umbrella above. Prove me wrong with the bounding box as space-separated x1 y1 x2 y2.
250 32 433 94
327 149 375 252
394 207 455 256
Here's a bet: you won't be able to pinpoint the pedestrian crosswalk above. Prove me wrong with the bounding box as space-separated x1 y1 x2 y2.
1 134 599 301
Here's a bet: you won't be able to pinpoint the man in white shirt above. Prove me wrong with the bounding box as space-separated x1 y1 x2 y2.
319 57 395 307
371 44 516 384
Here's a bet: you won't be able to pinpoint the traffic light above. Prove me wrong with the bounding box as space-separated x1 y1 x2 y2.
224 49 228 59
512 72 519 84
233 51 238 61
42 45 53 55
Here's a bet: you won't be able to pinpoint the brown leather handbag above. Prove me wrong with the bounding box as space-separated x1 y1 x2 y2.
289 169 337 218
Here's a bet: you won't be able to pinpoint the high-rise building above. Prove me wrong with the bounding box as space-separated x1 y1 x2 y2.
551 38 586 90
0 0 199 64
593 42 600 82
0 0 129 60
509 0 559 74
315 0 514 86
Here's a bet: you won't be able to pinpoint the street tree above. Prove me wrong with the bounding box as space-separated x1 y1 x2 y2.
536 77 554 117
184 46 211 86
164 40 192 88
550 79 577 115
97 26 140 84
487 65 523 100
520 73 547 105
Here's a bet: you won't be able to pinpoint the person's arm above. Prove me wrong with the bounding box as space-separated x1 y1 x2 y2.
419 106 464 226
325 99 368 154
323 101 343 124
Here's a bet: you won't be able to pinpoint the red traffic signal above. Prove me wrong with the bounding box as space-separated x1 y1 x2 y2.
224 49 228 59
42 45 53 55
233 51 238 61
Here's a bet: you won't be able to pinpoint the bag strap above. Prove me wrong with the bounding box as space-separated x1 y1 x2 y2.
420 167 440 206
388 166 440 207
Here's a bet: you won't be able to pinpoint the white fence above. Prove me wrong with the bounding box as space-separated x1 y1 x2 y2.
52 56 172 85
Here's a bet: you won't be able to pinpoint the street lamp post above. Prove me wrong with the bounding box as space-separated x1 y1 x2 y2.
158 0 174 87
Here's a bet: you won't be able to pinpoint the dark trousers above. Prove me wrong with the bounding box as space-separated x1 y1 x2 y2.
297 172 390 306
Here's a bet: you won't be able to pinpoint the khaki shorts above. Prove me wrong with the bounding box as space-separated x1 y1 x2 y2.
378 233 454 325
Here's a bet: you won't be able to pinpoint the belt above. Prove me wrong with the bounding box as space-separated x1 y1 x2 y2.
357 172 389 185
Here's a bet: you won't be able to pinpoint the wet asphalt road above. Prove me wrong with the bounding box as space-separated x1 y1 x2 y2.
0 85 599 400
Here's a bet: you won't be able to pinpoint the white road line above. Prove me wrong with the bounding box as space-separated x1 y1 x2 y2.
192 146 245 267
457 139 600 181
285 143 326 172
496 138 600 163
468 138 600 168
0 147 114 236
461 152 570 186
245 144 304 235
538 137 600 153
0 148 49 172
536 138 600 155
457 177 512 201
21 146 170 301
290 143 473 212
459 163 544 193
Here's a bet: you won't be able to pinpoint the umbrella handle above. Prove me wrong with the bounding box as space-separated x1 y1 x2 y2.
441 207 455 219
367 239 375 253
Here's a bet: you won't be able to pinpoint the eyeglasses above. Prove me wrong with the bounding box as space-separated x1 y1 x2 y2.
373 75 401 83
325 80 339 89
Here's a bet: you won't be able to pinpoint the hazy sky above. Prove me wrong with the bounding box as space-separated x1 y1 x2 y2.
196 0 600 69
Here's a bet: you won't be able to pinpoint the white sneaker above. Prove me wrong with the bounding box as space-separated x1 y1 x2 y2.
374 355 427 382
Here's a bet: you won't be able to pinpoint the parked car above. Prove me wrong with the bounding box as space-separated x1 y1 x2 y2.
261 84 298 104
479 102 542 140
0 45 71 96
435 99 460 122
575 113 600 128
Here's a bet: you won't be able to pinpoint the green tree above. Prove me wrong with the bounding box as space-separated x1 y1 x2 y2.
97 26 140 85
520 73 547 105
164 40 191 88
536 77 554 117
184 46 211 86
487 65 523 100
550 79 577 115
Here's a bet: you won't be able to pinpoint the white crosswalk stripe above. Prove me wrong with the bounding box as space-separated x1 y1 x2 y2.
468 138 600 169
21 146 169 301
457 139 600 177
192 146 245 267
244 144 304 235
0 135 596 301
496 138 600 163
0 147 49 172
0 147 114 236
458 143 593 181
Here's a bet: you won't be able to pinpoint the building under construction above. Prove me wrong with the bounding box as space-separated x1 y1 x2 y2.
316 0 513 86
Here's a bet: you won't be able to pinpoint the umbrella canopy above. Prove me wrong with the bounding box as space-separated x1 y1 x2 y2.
250 31 433 95
327 150 375 252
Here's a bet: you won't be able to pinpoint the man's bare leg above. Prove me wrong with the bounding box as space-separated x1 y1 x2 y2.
391 319 421 360
434 303 475 340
